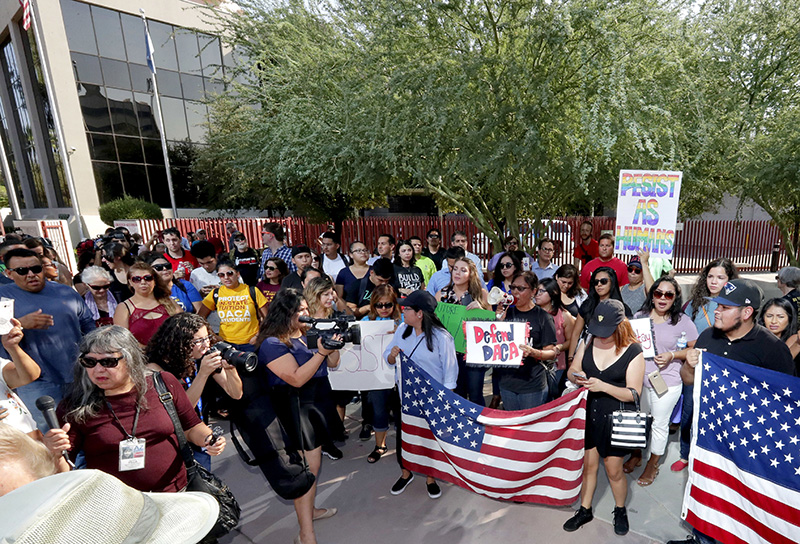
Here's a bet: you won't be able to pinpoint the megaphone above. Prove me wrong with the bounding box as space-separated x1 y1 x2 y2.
487 286 515 307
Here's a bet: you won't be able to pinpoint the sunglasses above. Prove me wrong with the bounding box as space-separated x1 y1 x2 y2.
627 266 641 273
500 262 515 269
428 234 440 239
10 265 43 275
190 334 214 347
130 275 154 283
653 289 676 300
217 270 236 278
152 263 172 272
592 278 610 286
374 302 395 309
89 284 111 291
79 355 124 369
265 266 277 271
509 284 529 292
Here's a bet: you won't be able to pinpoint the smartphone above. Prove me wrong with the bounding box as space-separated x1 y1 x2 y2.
572 372 587 381
648 369 669 397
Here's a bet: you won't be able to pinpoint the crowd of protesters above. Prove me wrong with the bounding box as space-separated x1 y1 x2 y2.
0 221 797 544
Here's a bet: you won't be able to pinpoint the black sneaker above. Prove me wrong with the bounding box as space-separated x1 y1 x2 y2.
426 481 442 499
359 424 374 441
563 506 593 532
322 444 343 460
390 473 414 495
613 506 629 536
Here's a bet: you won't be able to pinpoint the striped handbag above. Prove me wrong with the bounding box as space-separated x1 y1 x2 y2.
608 388 653 449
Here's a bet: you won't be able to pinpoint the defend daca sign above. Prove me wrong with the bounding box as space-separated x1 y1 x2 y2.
614 170 682 257
464 321 529 367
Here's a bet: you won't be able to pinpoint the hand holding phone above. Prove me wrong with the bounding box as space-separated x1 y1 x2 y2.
572 372 587 381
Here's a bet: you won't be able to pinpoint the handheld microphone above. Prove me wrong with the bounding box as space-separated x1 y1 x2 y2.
35 395 75 469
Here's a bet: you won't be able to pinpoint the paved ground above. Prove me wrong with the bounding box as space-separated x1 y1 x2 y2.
208 271 782 544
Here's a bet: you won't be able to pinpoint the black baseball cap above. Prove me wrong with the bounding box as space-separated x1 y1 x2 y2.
398 290 438 314
587 299 626 338
291 245 312 257
707 279 762 309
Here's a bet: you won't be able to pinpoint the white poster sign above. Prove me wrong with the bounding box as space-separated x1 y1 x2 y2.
464 321 528 367
629 318 656 359
615 170 682 257
113 220 141 234
328 320 397 391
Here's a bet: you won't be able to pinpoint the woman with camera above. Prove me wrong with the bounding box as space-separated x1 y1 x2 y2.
146 313 243 469
43 326 226 491
256 288 341 544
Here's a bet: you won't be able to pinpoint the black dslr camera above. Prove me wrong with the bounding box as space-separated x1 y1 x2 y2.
206 341 258 373
300 315 361 350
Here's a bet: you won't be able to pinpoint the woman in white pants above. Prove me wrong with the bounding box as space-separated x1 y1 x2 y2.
623 277 698 485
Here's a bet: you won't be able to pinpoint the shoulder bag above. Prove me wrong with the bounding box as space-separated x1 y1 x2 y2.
607 387 653 449
154 372 241 540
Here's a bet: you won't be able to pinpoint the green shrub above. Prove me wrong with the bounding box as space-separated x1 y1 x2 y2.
99 196 163 225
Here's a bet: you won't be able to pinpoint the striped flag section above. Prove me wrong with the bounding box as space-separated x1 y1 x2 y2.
399 353 588 505
18 0 31 31
682 352 800 543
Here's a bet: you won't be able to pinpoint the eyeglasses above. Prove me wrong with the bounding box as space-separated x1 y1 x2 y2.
535 288 547 295
374 302 395 309
217 270 236 278
653 289 676 300
79 355 124 369
265 266 277 271
351 248 368 254
130 275 154 283
89 284 111 291
509 284 529 292
500 262 515 269
592 278 610 286
152 263 172 272
627 266 641 273
190 334 213 347
540 247 554 253
428 234 440 239
10 265 43 275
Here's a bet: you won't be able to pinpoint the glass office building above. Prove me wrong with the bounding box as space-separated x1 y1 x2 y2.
0 0 228 236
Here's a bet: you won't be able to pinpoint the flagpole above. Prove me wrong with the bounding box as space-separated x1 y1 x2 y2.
140 9 179 219
28 0 87 238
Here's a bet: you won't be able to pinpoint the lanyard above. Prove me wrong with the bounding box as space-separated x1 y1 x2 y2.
106 400 141 440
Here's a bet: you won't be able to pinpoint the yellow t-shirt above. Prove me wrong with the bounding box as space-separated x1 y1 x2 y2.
202 283 267 344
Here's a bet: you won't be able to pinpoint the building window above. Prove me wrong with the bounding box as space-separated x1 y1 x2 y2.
60 0 223 208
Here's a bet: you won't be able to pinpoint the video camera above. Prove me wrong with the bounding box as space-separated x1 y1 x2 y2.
206 341 258 373
300 315 361 350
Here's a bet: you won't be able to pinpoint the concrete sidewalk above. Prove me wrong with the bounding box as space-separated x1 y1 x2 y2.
212 403 694 544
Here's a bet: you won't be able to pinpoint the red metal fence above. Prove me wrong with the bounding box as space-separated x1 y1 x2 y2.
124 216 793 273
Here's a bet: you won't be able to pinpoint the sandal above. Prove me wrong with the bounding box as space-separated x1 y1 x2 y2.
637 467 659 486
622 456 642 474
367 445 388 463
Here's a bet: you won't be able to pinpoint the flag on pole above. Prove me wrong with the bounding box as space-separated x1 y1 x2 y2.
682 352 800 544
18 0 31 31
144 21 156 75
399 353 588 505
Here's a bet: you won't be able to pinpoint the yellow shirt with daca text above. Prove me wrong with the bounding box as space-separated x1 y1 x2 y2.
202 283 267 344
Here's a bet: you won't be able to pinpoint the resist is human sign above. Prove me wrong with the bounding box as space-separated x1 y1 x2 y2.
328 320 396 391
614 170 682 257
464 321 529 367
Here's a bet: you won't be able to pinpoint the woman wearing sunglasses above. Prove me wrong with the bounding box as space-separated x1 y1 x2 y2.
199 259 268 351
488 252 522 294
43 326 226 490
567 267 632 366
622 277 698 485
81 266 118 327
113 261 181 346
143 253 203 314
146 313 243 469
360 284 402 463
257 257 289 310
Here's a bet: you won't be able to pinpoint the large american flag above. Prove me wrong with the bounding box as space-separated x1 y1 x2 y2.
682 353 800 543
399 353 588 505
18 0 31 31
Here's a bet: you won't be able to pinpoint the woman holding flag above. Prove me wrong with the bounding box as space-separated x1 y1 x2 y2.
384 291 458 499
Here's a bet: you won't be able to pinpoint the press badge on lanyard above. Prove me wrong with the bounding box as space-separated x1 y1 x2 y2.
107 400 146 471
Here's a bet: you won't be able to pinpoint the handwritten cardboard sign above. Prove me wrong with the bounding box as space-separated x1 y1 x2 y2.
615 170 682 257
328 320 396 391
464 321 529 367
628 317 656 358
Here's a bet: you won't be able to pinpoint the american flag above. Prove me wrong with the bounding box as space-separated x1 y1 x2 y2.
399 353 588 505
682 353 800 544
18 0 31 31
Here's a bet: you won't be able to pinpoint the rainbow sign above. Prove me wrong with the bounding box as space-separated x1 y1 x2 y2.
615 170 682 257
